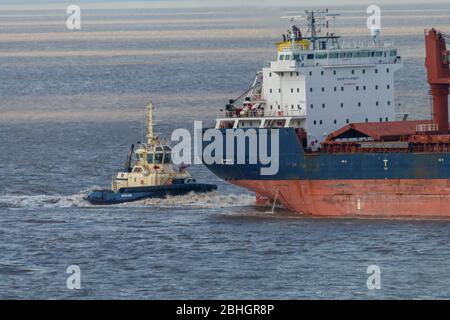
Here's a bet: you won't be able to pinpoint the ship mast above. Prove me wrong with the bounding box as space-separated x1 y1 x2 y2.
146 101 157 147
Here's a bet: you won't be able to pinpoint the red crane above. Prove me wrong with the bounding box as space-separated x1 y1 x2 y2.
425 28 450 134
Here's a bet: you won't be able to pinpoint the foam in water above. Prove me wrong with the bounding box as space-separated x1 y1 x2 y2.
0 190 255 210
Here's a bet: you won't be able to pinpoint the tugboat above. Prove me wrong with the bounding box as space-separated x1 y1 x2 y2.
85 102 217 205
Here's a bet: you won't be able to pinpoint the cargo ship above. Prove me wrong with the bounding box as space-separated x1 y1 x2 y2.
202 9 450 217
86 102 217 205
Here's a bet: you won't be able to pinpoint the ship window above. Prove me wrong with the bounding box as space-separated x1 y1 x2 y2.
147 153 154 163
315 53 328 59
270 105 273 110
291 105 294 109
163 152 171 164
386 117 389 121
278 105 281 109
278 89 281 93
281 72 284 77
376 101 379 106
154 153 164 164
390 49 397 56
341 87 344 91
279 55 285 61
291 88 294 93
334 120 337 124
329 52 339 59
363 85 366 90
371 51 375 57
270 89 272 93
375 51 382 57
358 102 361 107
269 72 272 77
351 70 355 74
310 104 314 109
365 118 368 123
321 87 325 92
290 72 293 77
362 69 366 74
339 52 346 58
346 119 350 124
297 88 300 93
379 118 383 122
340 103 344 108
387 84 390 89
360 50 370 58
307 54 314 60
387 101 391 106
314 120 317 125
309 71 312 76
386 68 390 73
319 120 323 124
285 55 291 60
375 69 378 74
321 71 324 76
310 88 313 92
375 85 378 90
293 53 300 61
322 104 325 108
296 72 299 76
333 70 336 75
346 52 353 58
334 87 337 91
356 86 359 91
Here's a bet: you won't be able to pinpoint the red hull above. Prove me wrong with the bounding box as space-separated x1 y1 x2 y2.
235 179 450 218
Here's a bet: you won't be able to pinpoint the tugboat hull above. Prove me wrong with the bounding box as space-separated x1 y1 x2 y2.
85 183 217 205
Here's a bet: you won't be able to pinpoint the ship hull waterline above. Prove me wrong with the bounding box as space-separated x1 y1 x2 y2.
230 178 450 218
85 183 217 205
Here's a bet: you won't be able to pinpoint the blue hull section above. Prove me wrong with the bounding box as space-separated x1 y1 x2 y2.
85 183 217 205
202 128 450 181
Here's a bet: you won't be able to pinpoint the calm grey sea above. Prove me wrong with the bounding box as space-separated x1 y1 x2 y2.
1 3 450 299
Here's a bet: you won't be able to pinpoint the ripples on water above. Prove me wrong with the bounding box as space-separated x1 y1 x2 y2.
1 3 450 299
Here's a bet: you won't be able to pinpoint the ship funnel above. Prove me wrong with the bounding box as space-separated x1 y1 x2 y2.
424 28 450 134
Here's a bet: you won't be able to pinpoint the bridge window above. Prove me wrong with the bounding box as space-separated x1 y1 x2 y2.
315 52 328 59
360 51 370 58
154 153 163 164
339 52 346 58
329 52 339 58
346 52 353 58
390 49 397 56
307 54 314 60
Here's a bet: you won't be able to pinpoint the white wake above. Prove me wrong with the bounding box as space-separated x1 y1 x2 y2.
0 190 255 210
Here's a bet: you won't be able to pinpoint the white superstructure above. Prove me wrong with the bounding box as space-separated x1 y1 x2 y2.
215 9 402 150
